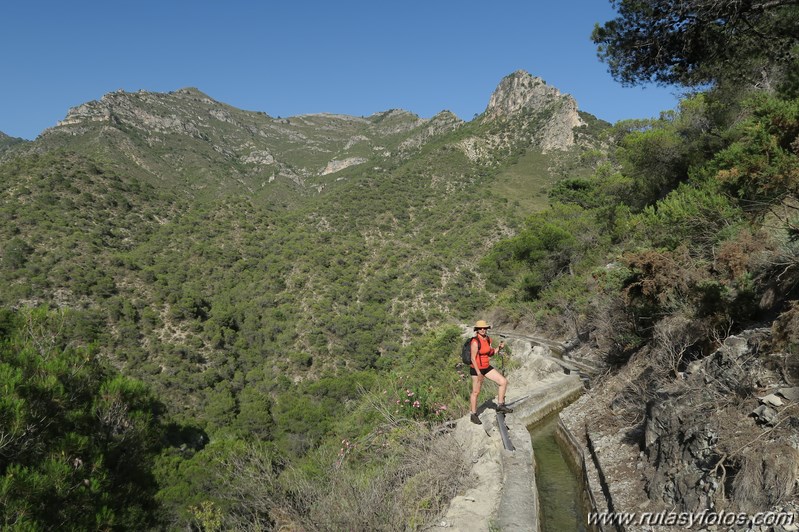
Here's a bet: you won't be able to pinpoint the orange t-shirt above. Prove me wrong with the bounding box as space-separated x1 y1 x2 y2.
470 335 494 370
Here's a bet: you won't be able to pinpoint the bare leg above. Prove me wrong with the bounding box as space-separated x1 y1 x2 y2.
470 375 484 413
484 369 508 404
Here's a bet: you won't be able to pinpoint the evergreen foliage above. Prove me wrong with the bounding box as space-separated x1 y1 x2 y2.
0 307 166 529
593 0 799 89
6 6 799 521
0 73 596 527
489 85 799 372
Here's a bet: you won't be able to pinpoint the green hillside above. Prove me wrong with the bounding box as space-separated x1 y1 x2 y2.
22 88 463 205
13 16 799 518
0 92 595 419
0 131 27 157
0 71 610 528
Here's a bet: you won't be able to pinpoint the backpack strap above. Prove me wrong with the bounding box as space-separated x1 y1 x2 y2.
472 335 484 354
474 335 494 357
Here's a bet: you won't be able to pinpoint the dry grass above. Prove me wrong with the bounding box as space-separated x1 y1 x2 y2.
278 415 471 532
301 422 470 531
730 444 799 513
207 392 473 531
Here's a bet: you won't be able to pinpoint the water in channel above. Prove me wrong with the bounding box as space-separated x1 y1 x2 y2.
529 412 588 532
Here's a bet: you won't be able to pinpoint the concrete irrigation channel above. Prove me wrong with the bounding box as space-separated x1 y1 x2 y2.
431 331 603 532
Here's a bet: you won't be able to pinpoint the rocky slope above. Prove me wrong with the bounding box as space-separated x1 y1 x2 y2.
560 326 799 531
4 70 599 204
436 324 799 531
482 70 585 152
30 88 463 198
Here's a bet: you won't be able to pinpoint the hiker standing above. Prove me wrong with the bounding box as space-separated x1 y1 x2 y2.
469 320 512 425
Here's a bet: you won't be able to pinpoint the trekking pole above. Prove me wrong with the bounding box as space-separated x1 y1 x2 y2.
499 334 507 372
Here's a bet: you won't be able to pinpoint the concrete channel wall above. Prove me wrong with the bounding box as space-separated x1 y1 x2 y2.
555 418 611 532
495 373 585 532
434 331 610 532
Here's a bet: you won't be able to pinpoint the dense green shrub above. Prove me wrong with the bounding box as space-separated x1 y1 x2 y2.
633 182 743 251
0 307 166 530
705 94 799 211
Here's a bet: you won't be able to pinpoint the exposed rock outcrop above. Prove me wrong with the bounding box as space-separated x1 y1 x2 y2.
50 88 215 137
36 89 459 193
482 70 585 152
644 331 799 515
320 157 367 175
398 110 463 153
454 70 588 166
561 327 799 530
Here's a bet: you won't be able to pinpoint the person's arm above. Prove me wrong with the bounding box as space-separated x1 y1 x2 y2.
489 339 504 356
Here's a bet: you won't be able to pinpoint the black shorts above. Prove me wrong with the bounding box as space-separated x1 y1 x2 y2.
470 365 494 376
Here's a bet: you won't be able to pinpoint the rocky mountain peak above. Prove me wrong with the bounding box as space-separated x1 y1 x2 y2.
483 70 558 118
482 70 585 151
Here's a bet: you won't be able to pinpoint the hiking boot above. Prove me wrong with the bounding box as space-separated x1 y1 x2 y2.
470 413 482 425
496 403 513 414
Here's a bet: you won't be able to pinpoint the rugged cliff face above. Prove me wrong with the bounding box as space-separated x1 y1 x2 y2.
482 70 585 152
561 326 799 528
453 70 590 168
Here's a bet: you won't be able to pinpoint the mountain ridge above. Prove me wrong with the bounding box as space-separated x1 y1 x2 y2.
0 70 608 402
0 130 28 156
4 70 596 203
0 70 614 529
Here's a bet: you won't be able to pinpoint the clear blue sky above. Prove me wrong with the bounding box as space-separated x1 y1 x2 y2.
1 0 683 141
